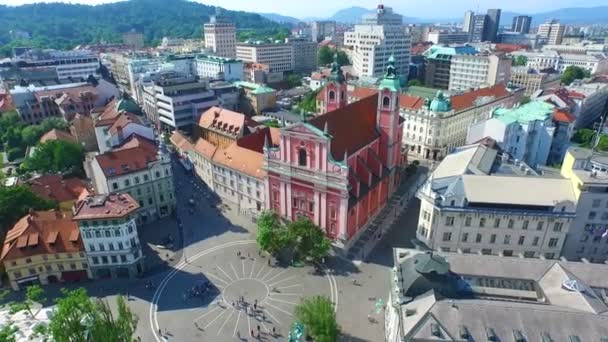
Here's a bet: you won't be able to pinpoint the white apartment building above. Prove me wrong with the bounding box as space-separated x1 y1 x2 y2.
402 84 522 160
140 72 218 132
427 31 470 45
73 193 144 279
561 148 608 263
466 101 557 168
543 43 607 55
203 9 236 58
311 21 336 42
344 5 410 80
513 50 608 75
416 143 577 259
236 42 294 73
195 55 243 81
538 19 566 45
90 136 175 223
448 53 512 91
568 82 608 129
10 48 100 81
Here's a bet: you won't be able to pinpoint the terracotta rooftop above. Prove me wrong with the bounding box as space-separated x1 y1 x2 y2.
451 84 512 112
553 109 576 123
26 175 89 203
73 193 139 220
39 129 77 144
170 130 194 153
411 42 434 55
494 43 529 53
109 112 143 135
34 84 97 106
95 135 159 178
193 138 218 159
198 106 254 137
1 211 84 261
211 127 278 178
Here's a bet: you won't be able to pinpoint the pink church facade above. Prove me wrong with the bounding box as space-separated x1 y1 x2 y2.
264 59 405 248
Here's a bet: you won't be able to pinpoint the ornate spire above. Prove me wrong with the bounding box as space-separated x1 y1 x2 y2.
379 54 400 92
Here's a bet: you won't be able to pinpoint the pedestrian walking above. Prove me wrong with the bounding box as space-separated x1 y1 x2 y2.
251 329 255 337
268 259 271 266
272 327 276 336
254 303 257 310
257 325 260 332
158 328 161 336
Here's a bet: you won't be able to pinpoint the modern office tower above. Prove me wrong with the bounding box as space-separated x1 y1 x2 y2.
484 9 501 43
203 7 236 58
512 15 532 34
538 19 566 45
463 11 474 33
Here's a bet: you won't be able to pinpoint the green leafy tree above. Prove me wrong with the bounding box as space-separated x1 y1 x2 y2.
0 185 56 231
287 218 331 263
263 120 280 128
572 128 596 145
407 79 423 87
295 296 340 342
318 46 334 66
297 89 320 114
47 288 138 342
21 140 85 175
256 211 292 255
512 55 528 66
39 117 70 133
21 125 46 146
336 50 350 66
561 65 588 85
0 324 18 342
286 74 303 88
9 284 46 319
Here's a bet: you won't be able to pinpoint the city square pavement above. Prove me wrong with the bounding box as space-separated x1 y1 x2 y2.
1 155 425 342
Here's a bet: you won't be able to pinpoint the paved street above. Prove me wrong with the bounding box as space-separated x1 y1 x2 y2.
2 156 427 342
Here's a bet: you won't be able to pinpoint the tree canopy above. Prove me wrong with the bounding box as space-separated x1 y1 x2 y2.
296 89 320 114
256 212 331 263
0 113 70 161
295 296 340 342
0 185 56 232
318 46 350 67
572 128 608 151
561 65 590 85
512 55 528 66
21 140 85 176
0 0 288 55
9 287 139 342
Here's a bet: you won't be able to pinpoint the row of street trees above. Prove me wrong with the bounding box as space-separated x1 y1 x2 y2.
256 211 331 264
1 285 138 342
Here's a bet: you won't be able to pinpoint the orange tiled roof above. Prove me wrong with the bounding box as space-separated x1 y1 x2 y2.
27 175 89 203
193 138 218 159
198 107 254 137
170 131 194 153
39 129 77 144
553 109 576 123
1 211 84 262
73 193 139 220
95 136 158 177
211 128 278 178
451 84 511 112
95 99 122 127
109 112 142 135
34 84 97 105
400 94 425 110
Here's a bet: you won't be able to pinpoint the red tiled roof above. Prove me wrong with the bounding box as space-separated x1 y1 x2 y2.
193 138 218 159
27 175 89 203
567 90 586 99
211 128 278 178
350 87 378 99
95 99 122 127
309 95 379 159
494 44 528 53
411 42 433 55
39 129 77 144
109 112 142 135
95 136 158 177
451 84 511 112
318 86 424 111
1 211 84 262
34 84 96 104
73 193 139 220
553 109 576 123
170 130 193 153
198 106 253 137
400 94 425 110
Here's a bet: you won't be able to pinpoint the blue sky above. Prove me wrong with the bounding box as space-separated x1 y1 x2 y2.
2 0 608 18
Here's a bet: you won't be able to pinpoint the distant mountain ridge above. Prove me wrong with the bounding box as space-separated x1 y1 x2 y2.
303 5 608 25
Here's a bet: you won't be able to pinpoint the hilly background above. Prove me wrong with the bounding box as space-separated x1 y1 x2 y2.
265 5 608 25
0 0 287 56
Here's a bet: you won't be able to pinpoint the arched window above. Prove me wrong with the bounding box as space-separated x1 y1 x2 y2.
340 91 345 100
329 91 336 101
383 96 390 108
298 148 307 167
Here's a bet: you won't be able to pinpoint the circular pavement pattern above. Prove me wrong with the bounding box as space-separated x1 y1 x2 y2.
149 240 338 341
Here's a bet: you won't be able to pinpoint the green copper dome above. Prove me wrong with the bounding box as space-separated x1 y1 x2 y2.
429 91 451 112
328 53 345 83
116 98 141 114
379 54 400 92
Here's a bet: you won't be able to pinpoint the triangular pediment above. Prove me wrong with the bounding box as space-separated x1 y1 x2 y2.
283 122 327 138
